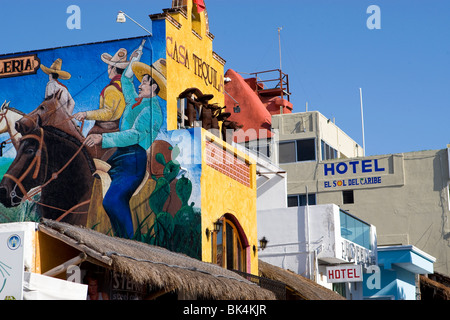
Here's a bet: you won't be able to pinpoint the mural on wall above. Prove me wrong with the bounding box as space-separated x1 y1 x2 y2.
0 36 202 260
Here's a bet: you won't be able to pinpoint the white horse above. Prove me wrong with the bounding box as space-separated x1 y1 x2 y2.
0 101 23 151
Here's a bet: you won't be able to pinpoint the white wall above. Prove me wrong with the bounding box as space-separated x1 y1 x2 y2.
258 203 377 298
0 222 38 272
257 206 308 276
257 204 341 279
316 112 364 158
257 173 287 210
237 141 289 210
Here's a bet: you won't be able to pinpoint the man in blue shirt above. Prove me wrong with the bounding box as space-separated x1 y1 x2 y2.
85 58 166 238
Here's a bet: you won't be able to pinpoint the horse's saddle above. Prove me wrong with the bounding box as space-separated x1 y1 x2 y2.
93 158 148 198
92 140 174 199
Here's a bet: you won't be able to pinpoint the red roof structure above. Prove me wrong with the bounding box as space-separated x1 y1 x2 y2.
224 69 292 143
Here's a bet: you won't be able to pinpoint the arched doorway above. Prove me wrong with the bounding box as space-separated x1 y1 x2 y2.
211 214 249 272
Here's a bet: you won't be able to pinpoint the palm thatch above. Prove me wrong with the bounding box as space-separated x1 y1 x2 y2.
420 275 450 300
39 218 276 300
258 260 346 300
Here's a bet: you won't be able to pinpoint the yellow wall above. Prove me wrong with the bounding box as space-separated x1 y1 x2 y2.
156 3 259 275
34 230 81 278
201 130 259 275
162 2 225 130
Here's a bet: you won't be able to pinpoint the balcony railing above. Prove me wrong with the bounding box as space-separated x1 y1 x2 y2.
249 69 291 102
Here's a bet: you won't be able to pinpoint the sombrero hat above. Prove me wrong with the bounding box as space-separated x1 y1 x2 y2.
179 87 203 99
217 112 231 121
198 93 214 103
132 58 167 99
101 48 130 69
40 59 71 80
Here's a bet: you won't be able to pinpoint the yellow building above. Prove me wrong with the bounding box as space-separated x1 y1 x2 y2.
150 1 259 275
0 0 260 283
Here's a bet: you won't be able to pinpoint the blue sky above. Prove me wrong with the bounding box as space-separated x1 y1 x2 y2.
0 0 449 156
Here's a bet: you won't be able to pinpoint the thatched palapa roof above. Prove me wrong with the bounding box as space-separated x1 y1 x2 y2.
39 219 276 300
258 260 346 300
420 275 450 300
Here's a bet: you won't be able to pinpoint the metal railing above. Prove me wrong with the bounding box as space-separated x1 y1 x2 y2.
249 69 291 102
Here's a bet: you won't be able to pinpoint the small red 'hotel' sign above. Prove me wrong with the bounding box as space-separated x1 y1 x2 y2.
0 54 40 79
326 265 363 283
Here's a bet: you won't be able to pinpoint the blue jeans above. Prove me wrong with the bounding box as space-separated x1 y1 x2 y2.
103 145 147 239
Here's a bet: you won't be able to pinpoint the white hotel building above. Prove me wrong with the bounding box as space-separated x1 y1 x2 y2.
265 111 450 276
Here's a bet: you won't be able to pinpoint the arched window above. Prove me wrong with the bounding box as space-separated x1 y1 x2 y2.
212 215 248 272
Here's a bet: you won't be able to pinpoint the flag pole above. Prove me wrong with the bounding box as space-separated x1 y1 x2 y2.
278 27 283 70
359 88 366 156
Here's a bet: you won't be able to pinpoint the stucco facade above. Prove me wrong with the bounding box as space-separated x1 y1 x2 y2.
0 1 260 275
271 111 450 276
156 2 225 131
258 204 378 299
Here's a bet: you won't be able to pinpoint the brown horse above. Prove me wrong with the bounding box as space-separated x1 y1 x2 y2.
0 125 95 226
4 92 97 225
16 90 82 138
14 89 99 158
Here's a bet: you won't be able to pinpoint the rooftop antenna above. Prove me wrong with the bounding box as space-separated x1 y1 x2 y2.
359 88 366 156
278 26 283 70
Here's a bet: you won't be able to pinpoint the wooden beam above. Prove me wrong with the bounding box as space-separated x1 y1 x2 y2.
39 225 113 266
43 253 87 277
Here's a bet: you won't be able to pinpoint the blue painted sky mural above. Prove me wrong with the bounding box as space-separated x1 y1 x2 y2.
0 34 202 258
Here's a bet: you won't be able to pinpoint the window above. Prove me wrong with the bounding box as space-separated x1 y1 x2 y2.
297 139 316 161
287 194 316 207
448 183 450 211
333 283 346 298
212 217 246 272
340 210 371 250
279 141 296 163
279 139 316 163
244 140 271 158
342 190 354 204
256 143 271 158
321 140 338 160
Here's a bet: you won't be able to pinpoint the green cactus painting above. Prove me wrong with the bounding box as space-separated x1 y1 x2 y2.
144 143 201 260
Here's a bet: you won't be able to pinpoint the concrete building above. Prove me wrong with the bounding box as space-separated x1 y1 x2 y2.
258 203 378 300
221 68 444 298
270 111 450 276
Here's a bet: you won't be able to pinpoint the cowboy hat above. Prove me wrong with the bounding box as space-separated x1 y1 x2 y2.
40 58 71 80
197 93 214 103
132 58 167 99
178 87 204 99
217 112 231 121
101 48 130 69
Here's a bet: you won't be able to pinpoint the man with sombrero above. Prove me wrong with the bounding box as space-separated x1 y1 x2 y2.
85 57 166 238
74 48 130 160
218 111 243 144
40 58 75 115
